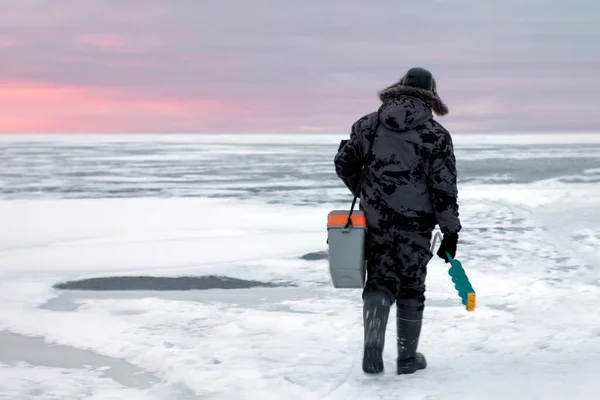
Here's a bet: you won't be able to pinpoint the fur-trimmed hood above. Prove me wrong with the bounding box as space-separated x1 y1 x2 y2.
377 96 433 132
378 83 449 117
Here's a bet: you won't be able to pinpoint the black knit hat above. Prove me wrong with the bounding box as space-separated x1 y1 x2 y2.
378 67 448 116
400 67 436 91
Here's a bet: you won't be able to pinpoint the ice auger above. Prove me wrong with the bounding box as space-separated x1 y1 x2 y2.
432 232 476 312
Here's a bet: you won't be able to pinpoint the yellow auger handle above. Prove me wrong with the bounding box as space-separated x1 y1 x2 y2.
466 292 476 312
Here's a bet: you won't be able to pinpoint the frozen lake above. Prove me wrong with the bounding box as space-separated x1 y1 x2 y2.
1 133 600 399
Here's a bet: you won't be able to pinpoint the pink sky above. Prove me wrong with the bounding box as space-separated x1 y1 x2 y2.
0 1 599 134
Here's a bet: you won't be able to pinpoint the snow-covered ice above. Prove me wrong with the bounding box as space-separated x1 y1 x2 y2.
1 133 600 399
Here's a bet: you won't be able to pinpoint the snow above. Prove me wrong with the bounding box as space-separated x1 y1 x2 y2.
1 134 600 399
0 198 328 278
0 363 151 400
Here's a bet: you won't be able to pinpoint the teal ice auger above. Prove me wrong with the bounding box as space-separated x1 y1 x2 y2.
432 233 476 312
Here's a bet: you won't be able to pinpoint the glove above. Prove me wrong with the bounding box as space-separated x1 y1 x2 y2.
436 233 458 263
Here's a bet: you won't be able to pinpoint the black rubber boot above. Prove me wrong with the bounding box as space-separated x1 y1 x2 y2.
362 291 392 374
396 309 427 374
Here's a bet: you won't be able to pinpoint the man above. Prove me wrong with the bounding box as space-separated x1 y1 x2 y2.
334 67 461 375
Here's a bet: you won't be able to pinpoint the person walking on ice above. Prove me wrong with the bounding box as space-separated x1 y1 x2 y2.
334 67 462 375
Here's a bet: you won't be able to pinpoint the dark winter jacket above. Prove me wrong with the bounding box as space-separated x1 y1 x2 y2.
334 84 461 236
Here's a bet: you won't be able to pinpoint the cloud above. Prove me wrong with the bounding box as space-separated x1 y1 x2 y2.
0 80 241 133
0 0 599 133
77 34 138 53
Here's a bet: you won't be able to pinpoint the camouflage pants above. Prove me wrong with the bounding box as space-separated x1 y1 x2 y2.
363 231 433 311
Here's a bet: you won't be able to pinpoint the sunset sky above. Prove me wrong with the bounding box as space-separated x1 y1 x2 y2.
1 0 599 134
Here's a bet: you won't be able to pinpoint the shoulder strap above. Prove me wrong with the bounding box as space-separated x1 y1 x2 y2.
345 113 380 228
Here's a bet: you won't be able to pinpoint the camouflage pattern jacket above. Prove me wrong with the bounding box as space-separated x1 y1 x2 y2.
334 87 461 237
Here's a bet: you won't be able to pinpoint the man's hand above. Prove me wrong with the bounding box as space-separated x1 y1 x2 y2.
436 233 458 262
